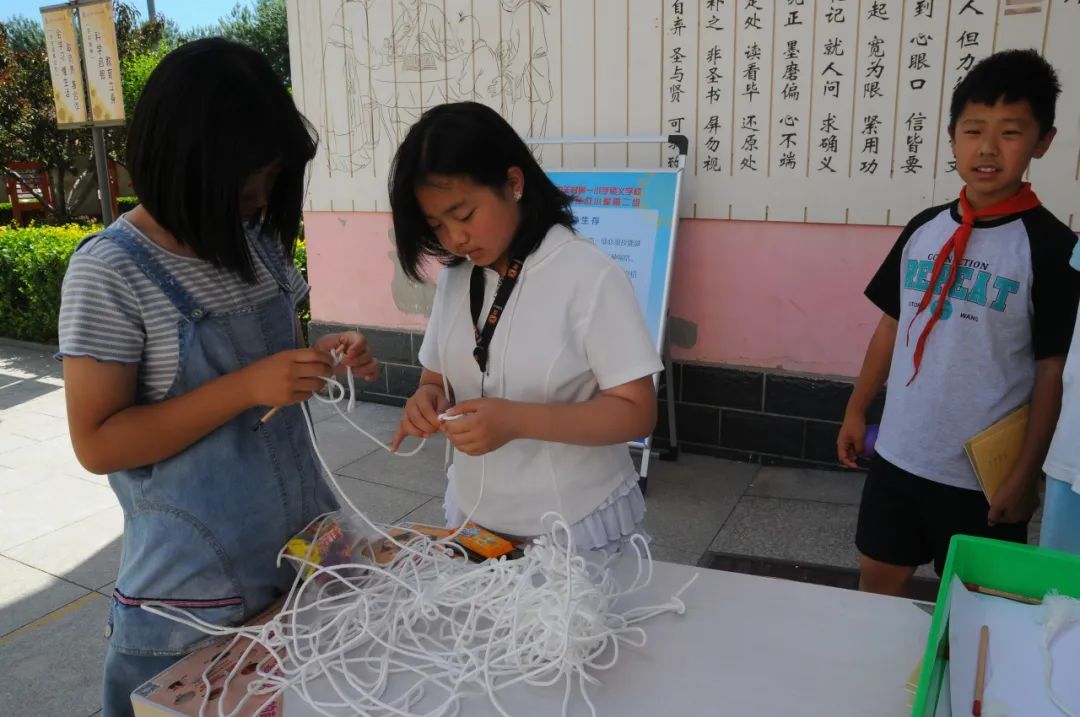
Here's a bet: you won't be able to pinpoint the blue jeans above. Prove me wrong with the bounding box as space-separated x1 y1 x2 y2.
1041 477 1080 554
102 645 180 717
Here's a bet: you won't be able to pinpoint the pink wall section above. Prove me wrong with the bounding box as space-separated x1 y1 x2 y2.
306 212 900 378
306 212 430 331
667 220 897 377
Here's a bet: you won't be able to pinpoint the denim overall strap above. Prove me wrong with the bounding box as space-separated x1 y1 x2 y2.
103 223 208 322
101 231 337 662
97 222 337 717
246 230 293 294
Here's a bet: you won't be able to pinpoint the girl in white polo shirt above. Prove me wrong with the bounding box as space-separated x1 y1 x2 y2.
388 102 662 551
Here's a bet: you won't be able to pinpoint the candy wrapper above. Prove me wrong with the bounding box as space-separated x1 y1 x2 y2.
282 512 457 582
283 512 378 583
283 513 524 582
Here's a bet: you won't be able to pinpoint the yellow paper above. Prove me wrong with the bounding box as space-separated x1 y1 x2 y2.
905 658 922 707
964 405 1029 501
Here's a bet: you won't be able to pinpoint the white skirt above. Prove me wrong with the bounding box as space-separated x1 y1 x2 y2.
442 469 649 555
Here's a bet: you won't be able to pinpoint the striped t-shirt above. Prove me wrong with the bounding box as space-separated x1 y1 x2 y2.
58 216 308 402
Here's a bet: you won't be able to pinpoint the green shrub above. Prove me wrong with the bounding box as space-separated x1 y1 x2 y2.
0 223 311 344
293 240 310 341
121 43 172 119
0 224 92 343
0 199 136 227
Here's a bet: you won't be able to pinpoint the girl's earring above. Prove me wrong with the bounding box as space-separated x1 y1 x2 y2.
514 191 523 201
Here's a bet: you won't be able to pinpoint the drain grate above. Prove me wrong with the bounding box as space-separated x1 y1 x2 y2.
699 551 941 603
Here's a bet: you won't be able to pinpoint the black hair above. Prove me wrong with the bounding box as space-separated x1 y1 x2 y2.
126 38 317 281
388 101 575 282
949 49 1060 139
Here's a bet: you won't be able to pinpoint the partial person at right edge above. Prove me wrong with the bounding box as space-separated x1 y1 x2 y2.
1042 238 1080 555
837 50 1080 596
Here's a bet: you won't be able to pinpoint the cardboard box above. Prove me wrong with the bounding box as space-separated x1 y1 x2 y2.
131 602 283 717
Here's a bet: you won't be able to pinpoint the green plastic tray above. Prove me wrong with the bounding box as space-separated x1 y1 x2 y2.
911 535 1080 715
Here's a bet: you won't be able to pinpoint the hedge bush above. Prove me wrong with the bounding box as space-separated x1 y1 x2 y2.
0 222 310 344
0 224 87 343
0 197 138 227
293 240 310 337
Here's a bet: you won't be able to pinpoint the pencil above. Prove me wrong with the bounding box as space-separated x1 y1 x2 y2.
963 582 1042 605
251 406 280 431
973 624 989 716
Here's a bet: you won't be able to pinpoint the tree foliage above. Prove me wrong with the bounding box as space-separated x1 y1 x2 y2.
0 16 88 218
0 3 172 219
188 0 289 85
0 0 291 221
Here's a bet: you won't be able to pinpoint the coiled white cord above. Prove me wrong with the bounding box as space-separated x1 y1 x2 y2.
1040 591 1080 717
141 363 695 717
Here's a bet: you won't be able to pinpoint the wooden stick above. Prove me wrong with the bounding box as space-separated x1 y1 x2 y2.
964 582 1043 605
973 624 989 716
251 406 280 431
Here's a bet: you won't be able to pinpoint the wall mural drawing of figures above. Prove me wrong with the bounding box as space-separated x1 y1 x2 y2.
296 0 1079 225
322 0 554 175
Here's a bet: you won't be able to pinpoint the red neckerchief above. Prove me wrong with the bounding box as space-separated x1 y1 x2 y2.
906 183 1041 384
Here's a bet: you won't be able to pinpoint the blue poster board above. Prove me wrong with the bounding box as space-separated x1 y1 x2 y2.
547 170 680 350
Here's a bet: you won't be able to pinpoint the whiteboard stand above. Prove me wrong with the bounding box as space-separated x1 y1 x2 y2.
528 134 687 495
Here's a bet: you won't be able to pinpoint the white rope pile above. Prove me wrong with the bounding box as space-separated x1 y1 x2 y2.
142 360 696 717
1040 591 1080 717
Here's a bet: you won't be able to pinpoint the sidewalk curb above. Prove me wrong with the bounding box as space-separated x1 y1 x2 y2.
0 337 59 353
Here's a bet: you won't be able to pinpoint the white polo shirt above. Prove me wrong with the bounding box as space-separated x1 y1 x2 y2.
418 224 663 536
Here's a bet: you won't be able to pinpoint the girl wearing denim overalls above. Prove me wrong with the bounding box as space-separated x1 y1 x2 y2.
58 40 375 717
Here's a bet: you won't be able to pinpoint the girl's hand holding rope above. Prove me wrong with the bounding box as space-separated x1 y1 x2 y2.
392 384 450 452
441 398 520 457
243 348 335 408
314 330 379 382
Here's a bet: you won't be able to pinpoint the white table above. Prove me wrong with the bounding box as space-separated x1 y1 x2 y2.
281 558 931 717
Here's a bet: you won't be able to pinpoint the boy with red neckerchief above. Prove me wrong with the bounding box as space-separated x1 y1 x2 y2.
837 50 1080 596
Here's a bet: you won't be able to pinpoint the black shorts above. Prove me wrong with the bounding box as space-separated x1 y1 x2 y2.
855 455 1028 576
